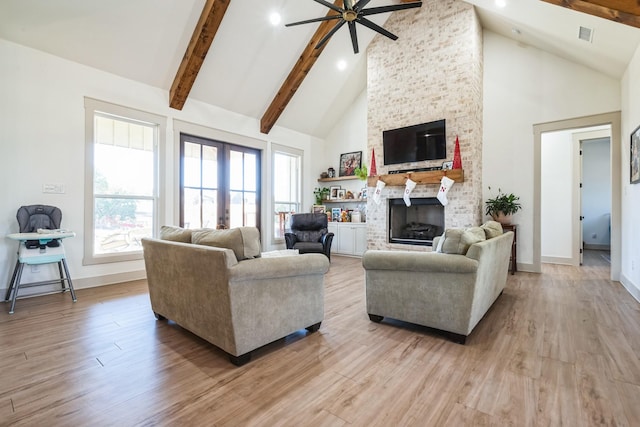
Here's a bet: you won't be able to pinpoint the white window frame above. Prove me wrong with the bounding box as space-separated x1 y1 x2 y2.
272 144 302 244
83 98 165 265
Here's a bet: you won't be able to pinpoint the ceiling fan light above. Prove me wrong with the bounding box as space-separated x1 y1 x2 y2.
269 12 282 26
495 0 507 8
337 60 347 71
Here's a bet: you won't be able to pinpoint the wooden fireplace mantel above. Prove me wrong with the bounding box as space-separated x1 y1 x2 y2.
366 169 464 187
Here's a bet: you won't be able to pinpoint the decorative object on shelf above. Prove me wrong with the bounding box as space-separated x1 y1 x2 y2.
337 189 346 199
312 205 326 214
331 208 341 222
354 164 368 181
345 190 355 199
631 124 640 184
484 187 521 224
329 185 341 200
442 161 453 170
452 135 462 169
403 178 416 207
313 187 330 204
351 210 362 223
328 167 336 178
437 176 454 206
373 179 386 205
339 151 362 177
370 148 377 176
359 187 367 199
285 0 423 55
320 171 329 179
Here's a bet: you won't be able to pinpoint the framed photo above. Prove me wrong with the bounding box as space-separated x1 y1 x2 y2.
631 124 640 184
337 189 346 200
339 151 362 177
331 208 341 222
360 187 367 200
442 161 453 170
312 205 326 214
329 185 341 199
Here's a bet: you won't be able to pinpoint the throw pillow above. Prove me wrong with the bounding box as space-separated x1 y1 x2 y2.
160 225 192 243
191 227 261 260
441 227 486 255
481 221 503 239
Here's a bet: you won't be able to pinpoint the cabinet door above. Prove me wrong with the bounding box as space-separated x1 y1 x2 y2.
327 223 338 254
337 225 355 254
353 225 367 256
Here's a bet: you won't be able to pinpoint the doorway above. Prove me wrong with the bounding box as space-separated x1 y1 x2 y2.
533 112 621 281
179 133 261 230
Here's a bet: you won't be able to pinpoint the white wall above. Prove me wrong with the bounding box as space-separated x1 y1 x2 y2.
620 42 640 301
0 39 321 291
483 31 621 270
582 138 611 248
541 130 573 262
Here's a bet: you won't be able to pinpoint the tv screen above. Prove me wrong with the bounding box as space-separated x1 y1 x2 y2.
383 119 446 165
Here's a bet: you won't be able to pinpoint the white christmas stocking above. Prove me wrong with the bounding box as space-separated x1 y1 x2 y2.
437 176 454 206
373 180 386 205
403 178 416 207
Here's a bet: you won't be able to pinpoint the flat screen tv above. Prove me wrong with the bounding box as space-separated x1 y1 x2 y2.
383 119 446 165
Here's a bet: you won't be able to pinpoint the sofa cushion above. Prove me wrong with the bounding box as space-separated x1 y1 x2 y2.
160 225 193 243
441 227 486 255
481 221 503 239
191 227 261 260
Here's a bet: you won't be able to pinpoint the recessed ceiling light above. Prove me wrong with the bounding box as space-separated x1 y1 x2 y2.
337 60 347 71
511 28 521 35
269 12 281 26
495 0 507 8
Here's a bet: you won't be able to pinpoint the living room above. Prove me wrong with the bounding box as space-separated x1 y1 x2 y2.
2 0 640 424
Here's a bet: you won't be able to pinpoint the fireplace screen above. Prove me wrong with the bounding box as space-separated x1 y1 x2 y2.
388 198 444 246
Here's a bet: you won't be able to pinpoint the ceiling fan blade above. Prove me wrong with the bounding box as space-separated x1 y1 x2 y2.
358 17 398 40
348 21 359 54
285 15 342 27
361 2 422 17
313 0 344 14
343 0 354 10
316 20 347 49
354 0 372 13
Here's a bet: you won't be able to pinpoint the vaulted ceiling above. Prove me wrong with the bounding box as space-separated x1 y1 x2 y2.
1 0 639 138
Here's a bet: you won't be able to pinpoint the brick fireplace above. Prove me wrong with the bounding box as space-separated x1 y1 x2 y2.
388 198 443 246
366 0 483 251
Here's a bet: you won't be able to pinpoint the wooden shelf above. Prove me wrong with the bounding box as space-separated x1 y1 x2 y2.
317 176 362 182
366 169 464 187
322 198 366 203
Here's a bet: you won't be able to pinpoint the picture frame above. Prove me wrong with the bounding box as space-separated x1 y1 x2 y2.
312 205 326 214
631 124 640 184
442 161 453 170
329 185 341 199
339 151 362 177
337 189 346 200
360 187 367 200
331 208 341 222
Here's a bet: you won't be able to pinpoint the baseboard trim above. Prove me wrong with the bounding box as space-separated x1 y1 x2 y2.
583 244 611 251
515 262 539 273
541 256 574 266
73 270 147 290
620 273 640 304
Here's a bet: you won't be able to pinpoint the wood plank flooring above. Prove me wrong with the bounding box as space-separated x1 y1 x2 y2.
1 250 639 426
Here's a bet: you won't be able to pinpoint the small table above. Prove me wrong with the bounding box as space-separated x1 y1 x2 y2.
501 224 517 275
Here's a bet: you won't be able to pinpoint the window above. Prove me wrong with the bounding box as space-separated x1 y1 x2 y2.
180 134 260 229
84 98 164 264
272 145 302 242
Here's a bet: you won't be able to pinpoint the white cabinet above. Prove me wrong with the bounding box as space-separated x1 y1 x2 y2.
328 222 367 256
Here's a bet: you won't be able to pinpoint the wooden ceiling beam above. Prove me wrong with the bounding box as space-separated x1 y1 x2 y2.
169 0 231 110
540 0 640 29
260 0 343 135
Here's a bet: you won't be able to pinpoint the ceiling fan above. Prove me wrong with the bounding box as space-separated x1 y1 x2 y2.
286 0 423 54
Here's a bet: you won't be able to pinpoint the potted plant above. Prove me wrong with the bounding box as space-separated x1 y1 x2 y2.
485 187 521 224
313 187 330 205
354 165 368 181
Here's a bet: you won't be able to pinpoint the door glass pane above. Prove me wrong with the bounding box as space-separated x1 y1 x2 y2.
244 192 257 227
202 145 218 189
229 150 244 190
183 188 201 229
229 191 243 229
244 153 257 192
202 189 218 229
94 198 153 254
183 142 201 188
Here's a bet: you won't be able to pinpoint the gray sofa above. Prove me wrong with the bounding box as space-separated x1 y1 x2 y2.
362 222 514 343
142 226 329 365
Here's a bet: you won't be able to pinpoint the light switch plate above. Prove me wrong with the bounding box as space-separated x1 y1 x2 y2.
42 183 65 194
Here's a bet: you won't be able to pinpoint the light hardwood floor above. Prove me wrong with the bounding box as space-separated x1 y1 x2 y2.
1 251 639 426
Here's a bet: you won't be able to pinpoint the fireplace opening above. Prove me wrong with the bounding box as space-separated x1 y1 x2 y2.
388 198 444 246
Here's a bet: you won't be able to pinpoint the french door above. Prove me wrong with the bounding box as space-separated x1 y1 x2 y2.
180 134 260 230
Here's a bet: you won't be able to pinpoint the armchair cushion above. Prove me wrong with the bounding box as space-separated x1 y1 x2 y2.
440 227 485 255
192 227 261 260
481 221 503 239
160 225 193 243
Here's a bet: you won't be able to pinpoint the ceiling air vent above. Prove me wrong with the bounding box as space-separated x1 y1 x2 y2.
578 26 593 43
